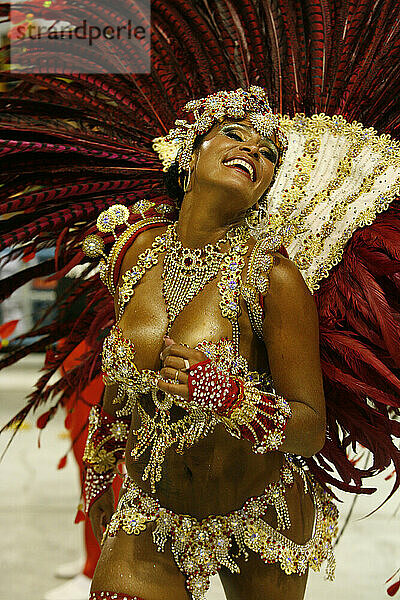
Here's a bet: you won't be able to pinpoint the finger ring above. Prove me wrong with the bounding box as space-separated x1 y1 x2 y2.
173 370 180 384
181 358 190 372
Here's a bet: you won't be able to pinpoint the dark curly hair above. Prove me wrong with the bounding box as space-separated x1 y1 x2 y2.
163 132 206 208
163 160 185 207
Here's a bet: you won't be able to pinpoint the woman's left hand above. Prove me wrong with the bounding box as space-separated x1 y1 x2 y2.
157 336 207 400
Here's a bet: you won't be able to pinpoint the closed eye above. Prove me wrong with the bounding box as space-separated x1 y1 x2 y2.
224 130 243 141
260 147 278 163
221 124 278 163
220 125 245 141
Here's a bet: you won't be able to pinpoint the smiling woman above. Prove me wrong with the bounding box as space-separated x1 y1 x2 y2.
220 122 280 165
177 119 278 227
164 118 282 210
79 88 337 600
1 3 400 599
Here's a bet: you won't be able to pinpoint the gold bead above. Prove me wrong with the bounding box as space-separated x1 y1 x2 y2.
108 204 129 225
82 234 105 258
97 209 117 233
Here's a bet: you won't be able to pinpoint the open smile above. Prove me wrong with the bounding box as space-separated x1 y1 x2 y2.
223 157 256 182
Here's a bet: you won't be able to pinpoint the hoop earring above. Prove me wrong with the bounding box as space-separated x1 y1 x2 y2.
245 202 270 237
181 166 191 193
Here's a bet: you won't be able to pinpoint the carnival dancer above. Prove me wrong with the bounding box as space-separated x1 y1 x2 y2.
83 93 333 600
1 2 400 599
79 86 397 600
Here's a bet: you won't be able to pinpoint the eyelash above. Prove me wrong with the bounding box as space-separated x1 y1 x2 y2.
224 129 243 141
222 128 278 163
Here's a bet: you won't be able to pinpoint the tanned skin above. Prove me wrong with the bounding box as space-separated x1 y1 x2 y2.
90 117 326 600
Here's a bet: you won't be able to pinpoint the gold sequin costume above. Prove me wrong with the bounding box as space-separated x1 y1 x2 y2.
87 209 340 600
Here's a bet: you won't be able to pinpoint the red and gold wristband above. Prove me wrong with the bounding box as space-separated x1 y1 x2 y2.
187 359 292 453
82 405 130 514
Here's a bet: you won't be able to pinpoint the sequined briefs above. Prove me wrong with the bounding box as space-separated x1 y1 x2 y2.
103 456 338 600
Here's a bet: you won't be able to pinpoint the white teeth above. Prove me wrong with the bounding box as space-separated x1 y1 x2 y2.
224 158 255 181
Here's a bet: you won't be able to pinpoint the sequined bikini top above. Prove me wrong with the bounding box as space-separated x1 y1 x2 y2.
101 215 282 407
102 323 273 406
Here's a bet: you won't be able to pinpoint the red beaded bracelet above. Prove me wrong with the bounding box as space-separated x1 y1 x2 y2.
82 405 130 513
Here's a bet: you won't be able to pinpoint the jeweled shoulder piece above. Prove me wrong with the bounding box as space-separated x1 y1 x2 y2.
82 203 170 295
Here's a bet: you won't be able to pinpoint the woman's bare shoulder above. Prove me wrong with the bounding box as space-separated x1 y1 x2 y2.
264 252 314 317
269 252 304 284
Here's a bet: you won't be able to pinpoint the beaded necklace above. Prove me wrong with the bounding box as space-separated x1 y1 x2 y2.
162 223 230 331
162 222 250 341
118 221 251 352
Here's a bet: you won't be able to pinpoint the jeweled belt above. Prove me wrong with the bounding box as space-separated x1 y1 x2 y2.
104 456 338 600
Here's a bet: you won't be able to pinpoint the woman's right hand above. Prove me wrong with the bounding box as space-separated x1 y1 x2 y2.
157 336 208 400
89 486 115 544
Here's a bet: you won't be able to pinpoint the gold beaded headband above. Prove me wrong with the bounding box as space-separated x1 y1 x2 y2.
153 85 288 172
83 88 288 291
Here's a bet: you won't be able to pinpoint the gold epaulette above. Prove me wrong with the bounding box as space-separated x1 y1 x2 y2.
82 204 170 296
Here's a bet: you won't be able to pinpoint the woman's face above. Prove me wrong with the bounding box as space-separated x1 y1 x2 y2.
190 116 278 210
